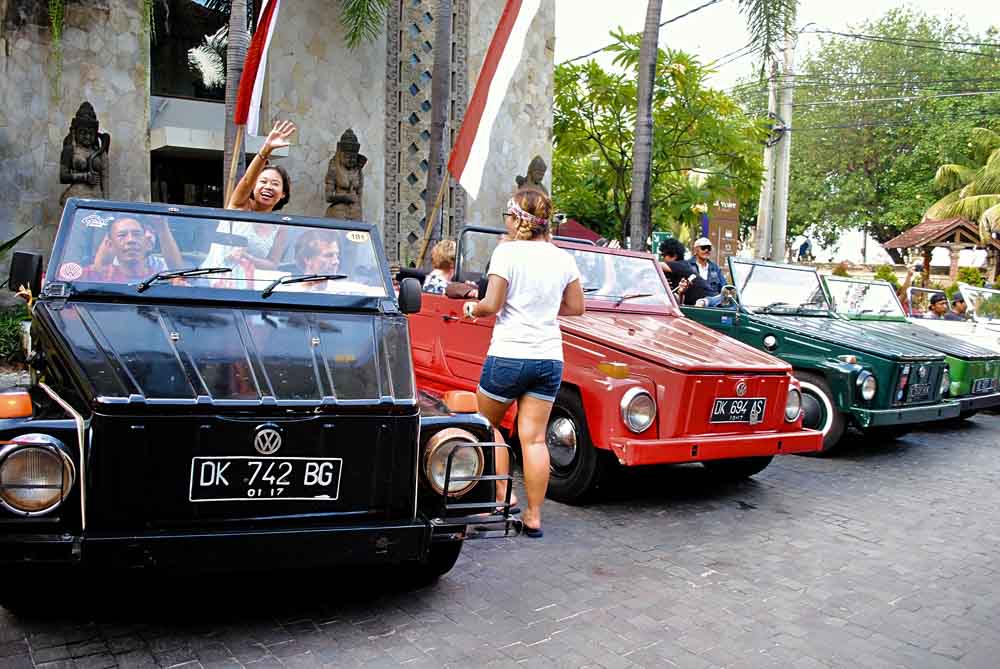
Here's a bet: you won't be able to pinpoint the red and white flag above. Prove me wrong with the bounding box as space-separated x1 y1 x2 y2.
234 0 282 135
447 0 542 200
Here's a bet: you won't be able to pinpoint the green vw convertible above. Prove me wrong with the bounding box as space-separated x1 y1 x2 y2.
823 276 1000 420
682 259 960 452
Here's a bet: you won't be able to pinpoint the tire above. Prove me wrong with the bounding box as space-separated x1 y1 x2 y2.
702 456 774 481
545 386 608 504
795 371 846 453
410 540 463 585
0 568 64 614
860 425 912 441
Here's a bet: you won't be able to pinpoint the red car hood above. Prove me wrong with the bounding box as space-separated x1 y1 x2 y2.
560 311 790 374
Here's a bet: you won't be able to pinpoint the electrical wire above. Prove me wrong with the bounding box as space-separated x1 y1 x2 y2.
793 89 1000 108
804 29 1000 50
791 110 1000 132
801 29 1000 58
559 0 723 65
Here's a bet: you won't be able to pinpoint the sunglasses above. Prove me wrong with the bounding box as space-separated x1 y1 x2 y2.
698 245 712 251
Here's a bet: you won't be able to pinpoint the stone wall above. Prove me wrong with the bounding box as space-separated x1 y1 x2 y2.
267 4 386 227
0 0 149 262
463 0 555 228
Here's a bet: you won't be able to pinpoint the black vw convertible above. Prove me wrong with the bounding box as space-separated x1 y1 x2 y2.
0 199 513 607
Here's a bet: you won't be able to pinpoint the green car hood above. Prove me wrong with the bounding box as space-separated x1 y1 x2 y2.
750 313 946 362
844 320 999 362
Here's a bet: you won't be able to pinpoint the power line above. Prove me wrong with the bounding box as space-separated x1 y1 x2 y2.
791 110 999 132
559 0 723 65
793 89 1000 108
802 29 1000 58
804 29 1000 50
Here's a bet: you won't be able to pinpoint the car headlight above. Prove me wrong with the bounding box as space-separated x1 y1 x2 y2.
763 335 778 351
423 428 484 497
0 435 75 516
940 368 951 397
857 371 877 401
784 387 801 421
620 388 656 433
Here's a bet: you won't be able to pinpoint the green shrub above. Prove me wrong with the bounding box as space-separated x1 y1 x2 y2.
0 305 28 362
956 266 985 287
831 262 849 277
873 265 899 289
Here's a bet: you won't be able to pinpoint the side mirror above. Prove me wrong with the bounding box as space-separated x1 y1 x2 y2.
398 277 422 314
9 251 43 297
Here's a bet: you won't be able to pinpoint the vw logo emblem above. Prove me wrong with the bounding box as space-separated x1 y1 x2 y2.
253 426 282 455
735 382 748 397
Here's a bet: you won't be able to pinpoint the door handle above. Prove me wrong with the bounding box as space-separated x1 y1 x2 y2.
442 315 460 322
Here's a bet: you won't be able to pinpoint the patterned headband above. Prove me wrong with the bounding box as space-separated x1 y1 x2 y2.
506 198 549 227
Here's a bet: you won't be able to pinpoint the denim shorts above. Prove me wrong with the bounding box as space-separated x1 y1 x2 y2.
478 356 564 404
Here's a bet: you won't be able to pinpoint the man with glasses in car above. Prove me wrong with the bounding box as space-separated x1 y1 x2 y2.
689 237 725 299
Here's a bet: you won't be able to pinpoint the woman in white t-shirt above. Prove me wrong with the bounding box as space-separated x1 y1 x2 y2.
463 189 585 538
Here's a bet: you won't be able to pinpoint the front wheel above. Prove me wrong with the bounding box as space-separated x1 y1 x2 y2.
545 387 608 504
702 456 774 481
796 371 846 453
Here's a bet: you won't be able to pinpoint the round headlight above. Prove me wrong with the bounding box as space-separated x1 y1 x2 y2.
857 372 877 401
0 435 75 516
763 335 778 351
423 428 484 497
940 368 951 397
784 388 801 421
621 388 656 433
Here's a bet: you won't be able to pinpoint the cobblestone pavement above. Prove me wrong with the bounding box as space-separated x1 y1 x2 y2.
3 416 1000 669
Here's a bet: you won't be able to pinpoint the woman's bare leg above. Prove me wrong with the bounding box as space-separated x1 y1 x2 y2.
475 391 518 506
515 395 555 531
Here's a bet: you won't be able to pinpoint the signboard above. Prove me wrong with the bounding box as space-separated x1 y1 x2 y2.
651 230 674 256
708 199 739 269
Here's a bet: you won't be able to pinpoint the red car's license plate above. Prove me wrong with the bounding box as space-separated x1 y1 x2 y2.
710 397 767 424
189 456 343 502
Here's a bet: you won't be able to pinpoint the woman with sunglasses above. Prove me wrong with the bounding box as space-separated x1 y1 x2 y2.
462 188 585 538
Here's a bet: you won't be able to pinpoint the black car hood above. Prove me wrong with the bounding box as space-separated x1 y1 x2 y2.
749 313 946 362
38 301 414 404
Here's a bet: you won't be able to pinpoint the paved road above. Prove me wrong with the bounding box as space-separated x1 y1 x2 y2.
3 416 1000 669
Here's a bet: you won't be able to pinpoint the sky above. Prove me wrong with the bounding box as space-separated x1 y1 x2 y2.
553 0 999 89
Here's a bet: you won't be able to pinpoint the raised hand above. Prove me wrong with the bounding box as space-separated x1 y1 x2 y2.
262 120 297 155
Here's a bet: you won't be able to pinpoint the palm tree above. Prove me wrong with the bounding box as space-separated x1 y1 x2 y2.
628 0 798 249
423 0 453 266
926 127 1000 244
627 0 662 250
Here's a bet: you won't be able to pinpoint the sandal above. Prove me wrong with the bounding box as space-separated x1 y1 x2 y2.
522 524 543 539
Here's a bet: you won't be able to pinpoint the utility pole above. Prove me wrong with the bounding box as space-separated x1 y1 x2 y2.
754 58 779 260
771 30 795 264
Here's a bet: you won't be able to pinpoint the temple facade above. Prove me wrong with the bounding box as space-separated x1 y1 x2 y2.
0 0 554 265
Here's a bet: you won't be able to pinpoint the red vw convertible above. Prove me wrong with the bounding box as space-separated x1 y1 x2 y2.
408 228 823 502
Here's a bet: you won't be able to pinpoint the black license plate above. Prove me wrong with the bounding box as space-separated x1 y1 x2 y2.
710 397 767 424
972 377 995 394
907 383 931 402
189 457 343 502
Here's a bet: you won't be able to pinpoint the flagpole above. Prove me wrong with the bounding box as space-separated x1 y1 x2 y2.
224 125 246 205
415 175 450 267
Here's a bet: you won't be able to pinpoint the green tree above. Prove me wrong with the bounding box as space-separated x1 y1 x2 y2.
733 9 1000 258
926 127 1000 243
554 36 766 243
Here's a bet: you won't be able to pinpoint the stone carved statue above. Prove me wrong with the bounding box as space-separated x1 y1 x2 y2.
325 129 368 221
60 102 110 205
515 155 548 194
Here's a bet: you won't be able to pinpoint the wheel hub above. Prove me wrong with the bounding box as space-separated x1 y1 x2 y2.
546 416 578 469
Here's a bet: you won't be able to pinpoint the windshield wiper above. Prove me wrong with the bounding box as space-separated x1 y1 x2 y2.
137 267 231 293
614 292 652 306
262 273 347 298
756 301 794 314
583 286 600 293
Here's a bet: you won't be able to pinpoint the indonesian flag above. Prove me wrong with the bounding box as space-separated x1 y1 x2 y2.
447 0 542 200
233 0 281 135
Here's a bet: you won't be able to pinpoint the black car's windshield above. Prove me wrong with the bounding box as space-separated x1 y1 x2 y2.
49 208 387 298
825 277 905 318
730 260 831 314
